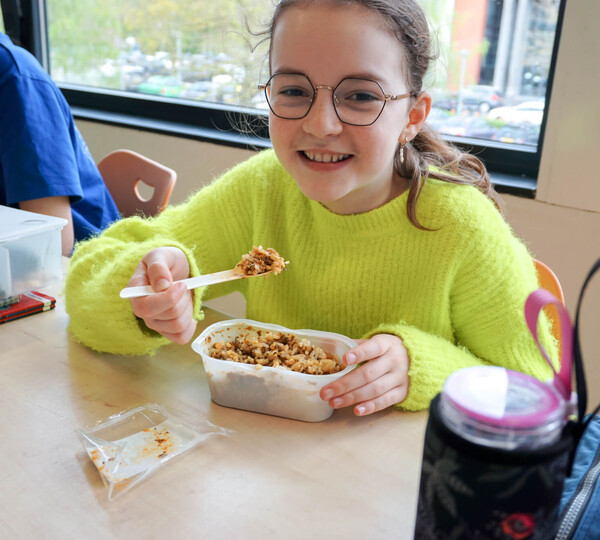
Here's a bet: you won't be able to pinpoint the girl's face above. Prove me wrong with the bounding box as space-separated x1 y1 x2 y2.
268 3 426 215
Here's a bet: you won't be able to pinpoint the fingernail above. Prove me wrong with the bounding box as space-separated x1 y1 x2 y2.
356 406 366 415
332 398 343 408
322 389 334 401
346 353 356 365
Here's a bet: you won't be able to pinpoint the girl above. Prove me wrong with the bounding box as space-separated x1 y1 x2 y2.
65 0 554 415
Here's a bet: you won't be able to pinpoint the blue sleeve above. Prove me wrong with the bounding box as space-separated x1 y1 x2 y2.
0 72 84 204
0 53 121 243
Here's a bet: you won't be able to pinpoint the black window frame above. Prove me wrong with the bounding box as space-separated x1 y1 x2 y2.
3 0 567 198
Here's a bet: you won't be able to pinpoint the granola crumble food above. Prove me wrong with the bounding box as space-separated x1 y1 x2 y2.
210 328 344 375
234 246 289 276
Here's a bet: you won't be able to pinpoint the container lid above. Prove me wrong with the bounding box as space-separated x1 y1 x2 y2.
0 205 68 243
442 366 565 428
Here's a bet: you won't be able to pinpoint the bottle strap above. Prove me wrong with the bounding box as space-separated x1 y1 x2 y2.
572 258 600 439
524 289 573 401
525 258 600 453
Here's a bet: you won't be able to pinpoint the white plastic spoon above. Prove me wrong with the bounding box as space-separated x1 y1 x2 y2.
119 268 272 299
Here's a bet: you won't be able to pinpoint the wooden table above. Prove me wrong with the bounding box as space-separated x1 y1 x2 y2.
0 264 428 540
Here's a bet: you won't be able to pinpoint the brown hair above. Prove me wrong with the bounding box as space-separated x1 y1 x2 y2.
260 0 502 228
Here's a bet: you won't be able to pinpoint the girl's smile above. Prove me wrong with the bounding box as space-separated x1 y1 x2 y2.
299 150 353 172
301 151 352 164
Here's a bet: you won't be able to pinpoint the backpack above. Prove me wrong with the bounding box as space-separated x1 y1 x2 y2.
555 414 600 539
554 259 600 540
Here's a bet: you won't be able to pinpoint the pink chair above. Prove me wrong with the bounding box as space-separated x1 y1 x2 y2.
98 149 177 217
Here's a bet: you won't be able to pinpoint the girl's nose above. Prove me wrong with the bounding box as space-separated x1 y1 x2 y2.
302 89 344 138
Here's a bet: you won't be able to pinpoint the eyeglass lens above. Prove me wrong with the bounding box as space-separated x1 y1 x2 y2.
264 73 387 125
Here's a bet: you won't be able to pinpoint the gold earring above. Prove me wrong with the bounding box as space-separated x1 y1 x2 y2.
399 136 408 164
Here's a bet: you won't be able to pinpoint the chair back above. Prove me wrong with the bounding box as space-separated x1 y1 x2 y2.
534 258 565 347
98 149 177 217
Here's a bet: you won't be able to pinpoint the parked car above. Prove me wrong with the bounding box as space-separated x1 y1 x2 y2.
121 65 146 91
136 75 182 97
491 124 540 145
437 115 471 137
486 101 545 125
463 117 499 140
437 115 498 140
492 125 527 144
461 85 504 113
430 89 457 111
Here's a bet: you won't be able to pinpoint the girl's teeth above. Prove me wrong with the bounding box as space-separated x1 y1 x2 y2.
304 152 349 163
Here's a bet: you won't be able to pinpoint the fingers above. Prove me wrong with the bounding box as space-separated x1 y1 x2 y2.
131 281 197 344
128 247 190 292
142 247 182 292
125 247 197 344
353 387 408 416
127 252 171 291
146 258 172 292
128 260 152 287
322 361 408 413
333 373 409 416
343 338 384 366
134 281 188 321
320 334 410 416
158 316 197 344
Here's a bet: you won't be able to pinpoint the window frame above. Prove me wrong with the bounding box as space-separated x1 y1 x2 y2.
3 0 567 198
1 0 49 67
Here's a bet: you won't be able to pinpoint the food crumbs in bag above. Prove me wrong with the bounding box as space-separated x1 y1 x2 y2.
78 403 232 501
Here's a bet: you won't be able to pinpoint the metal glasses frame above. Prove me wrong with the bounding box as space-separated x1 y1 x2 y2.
258 72 415 126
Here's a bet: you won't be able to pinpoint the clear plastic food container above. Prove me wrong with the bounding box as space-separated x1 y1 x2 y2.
0 205 67 299
192 319 357 422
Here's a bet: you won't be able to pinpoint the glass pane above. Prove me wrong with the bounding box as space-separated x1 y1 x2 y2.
47 0 560 150
422 0 560 149
47 0 273 108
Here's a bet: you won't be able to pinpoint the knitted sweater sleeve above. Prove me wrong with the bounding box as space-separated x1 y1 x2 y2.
64 154 266 355
364 188 556 411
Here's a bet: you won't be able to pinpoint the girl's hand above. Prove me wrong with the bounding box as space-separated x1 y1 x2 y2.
127 247 197 344
319 334 410 416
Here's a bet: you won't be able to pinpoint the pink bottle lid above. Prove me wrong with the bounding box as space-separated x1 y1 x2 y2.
438 288 577 451
440 366 567 450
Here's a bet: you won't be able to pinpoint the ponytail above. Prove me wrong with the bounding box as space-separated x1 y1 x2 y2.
397 124 503 230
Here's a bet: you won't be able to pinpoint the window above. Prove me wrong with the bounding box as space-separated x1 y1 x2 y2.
47 0 273 109
424 0 560 152
3 0 565 191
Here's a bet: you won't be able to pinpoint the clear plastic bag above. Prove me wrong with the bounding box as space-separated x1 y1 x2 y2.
77 403 232 501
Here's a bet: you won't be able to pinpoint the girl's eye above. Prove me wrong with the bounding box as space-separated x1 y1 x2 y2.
345 91 379 102
279 87 310 98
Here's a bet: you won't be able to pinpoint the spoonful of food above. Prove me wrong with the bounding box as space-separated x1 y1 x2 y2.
119 246 288 299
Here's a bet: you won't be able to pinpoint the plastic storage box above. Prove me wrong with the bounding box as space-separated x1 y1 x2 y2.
0 205 67 299
192 319 356 422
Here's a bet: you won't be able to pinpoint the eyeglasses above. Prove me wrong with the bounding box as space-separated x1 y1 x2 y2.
258 73 415 127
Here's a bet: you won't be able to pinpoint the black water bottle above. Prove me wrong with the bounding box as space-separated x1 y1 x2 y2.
414 364 575 540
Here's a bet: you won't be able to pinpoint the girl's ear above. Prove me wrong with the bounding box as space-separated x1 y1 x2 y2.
403 91 432 142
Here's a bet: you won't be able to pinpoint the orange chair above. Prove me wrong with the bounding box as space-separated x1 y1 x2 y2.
98 149 177 218
533 258 565 345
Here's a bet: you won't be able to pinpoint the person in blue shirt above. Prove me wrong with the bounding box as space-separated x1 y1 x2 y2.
0 32 120 255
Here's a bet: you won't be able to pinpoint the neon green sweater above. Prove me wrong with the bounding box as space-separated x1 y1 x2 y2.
65 149 554 411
